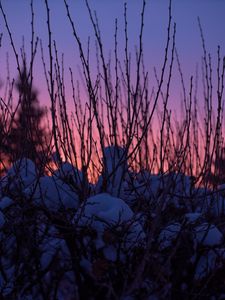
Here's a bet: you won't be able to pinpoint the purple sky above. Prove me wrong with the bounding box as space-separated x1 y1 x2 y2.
0 0 225 110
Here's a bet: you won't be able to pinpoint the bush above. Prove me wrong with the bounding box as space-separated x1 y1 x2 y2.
0 0 225 299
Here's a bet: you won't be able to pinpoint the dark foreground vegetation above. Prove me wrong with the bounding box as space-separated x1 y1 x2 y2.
0 1 225 299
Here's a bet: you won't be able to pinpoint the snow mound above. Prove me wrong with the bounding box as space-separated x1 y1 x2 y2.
158 223 181 250
2 158 36 192
209 193 225 216
129 172 195 210
0 197 14 210
193 187 225 216
160 173 195 211
195 223 223 246
133 171 162 199
53 162 83 184
185 213 202 223
96 146 128 197
195 250 218 280
25 176 79 211
40 232 69 270
80 193 133 222
167 172 193 196
103 146 127 174
75 193 145 259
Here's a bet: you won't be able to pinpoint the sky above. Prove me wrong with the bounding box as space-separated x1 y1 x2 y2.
0 0 225 111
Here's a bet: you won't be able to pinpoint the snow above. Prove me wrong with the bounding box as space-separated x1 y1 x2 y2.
132 171 162 200
130 172 195 211
53 161 83 184
1 154 225 297
40 234 69 270
96 146 129 197
192 187 225 216
0 196 14 210
210 194 225 216
158 223 181 250
135 171 193 198
75 193 145 259
218 183 225 194
185 212 202 223
77 193 135 226
195 250 218 280
25 176 79 211
2 158 36 192
195 223 223 246
166 172 193 196
103 146 127 174
7 158 36 180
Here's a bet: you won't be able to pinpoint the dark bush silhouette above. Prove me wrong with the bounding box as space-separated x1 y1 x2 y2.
0 0 225 299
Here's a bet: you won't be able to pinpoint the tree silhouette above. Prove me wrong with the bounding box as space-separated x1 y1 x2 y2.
8 63 50 171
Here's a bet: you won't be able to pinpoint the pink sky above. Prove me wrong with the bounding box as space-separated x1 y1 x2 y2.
0 0 225 114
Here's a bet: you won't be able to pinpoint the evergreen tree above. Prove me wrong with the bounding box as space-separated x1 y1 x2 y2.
0 100 11 175
8 63 50 171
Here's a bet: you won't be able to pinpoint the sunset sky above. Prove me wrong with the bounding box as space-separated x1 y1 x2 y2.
0 0 225 111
